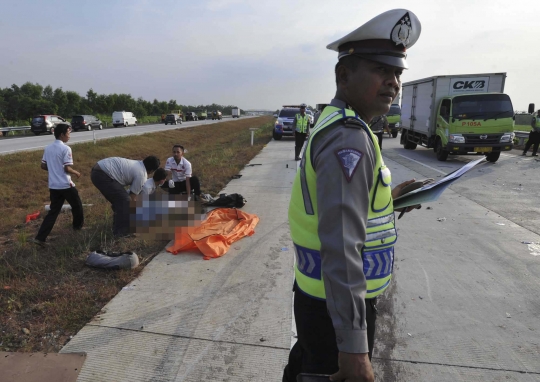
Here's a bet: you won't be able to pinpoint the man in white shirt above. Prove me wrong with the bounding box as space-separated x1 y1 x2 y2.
91 155 160 237
34 124 83 247
162 144 202 200
141 168 167 195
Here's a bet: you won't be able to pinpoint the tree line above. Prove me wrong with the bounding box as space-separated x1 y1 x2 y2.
0 82 241 123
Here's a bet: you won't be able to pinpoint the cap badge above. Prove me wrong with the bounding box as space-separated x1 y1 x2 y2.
348 48 354 54
390 12 412 47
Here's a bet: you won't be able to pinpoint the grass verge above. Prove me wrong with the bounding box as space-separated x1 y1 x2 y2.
0 116 273 352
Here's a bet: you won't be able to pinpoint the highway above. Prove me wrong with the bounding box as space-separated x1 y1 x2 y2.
371 136 540 381
0 117 256 155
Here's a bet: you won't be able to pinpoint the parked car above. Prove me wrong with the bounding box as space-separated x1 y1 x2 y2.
30 115 68 135
112 111 137 127
164 114 182 125
185 112 198 121
273 107 300 140
71 115 103 131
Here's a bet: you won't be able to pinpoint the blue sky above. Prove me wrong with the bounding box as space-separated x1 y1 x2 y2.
1 0 539 111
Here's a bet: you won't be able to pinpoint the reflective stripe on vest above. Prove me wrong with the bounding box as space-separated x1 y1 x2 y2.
296 114 309 133
288 105 396 300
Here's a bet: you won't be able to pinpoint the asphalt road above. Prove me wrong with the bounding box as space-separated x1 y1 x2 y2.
0 117 256 155
372 135 540 381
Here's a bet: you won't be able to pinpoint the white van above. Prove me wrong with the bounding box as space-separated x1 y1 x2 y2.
112 111 137 127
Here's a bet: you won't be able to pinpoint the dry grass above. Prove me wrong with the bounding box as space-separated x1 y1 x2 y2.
0 116 274 352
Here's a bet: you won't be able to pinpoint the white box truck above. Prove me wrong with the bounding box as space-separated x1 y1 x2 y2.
232 108 241 118
112 111 137 127
400 73 514 163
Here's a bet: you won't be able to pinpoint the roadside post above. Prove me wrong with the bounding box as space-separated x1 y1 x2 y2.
249 128 258 146
93 130 96 145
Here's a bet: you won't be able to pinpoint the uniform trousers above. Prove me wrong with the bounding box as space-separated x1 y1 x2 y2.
161 176 201 196
35 187 84 242
282 283 377 381
91 165 131 237
295 132 307 159
523 131 540 155
373 131 384 149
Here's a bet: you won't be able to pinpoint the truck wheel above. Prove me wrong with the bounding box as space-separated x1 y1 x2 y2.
402 131 417 150
273 132 282 140
435 139 449 161
99 124 103 130
87 124 92 131
392 130 399 138
485 152 500 163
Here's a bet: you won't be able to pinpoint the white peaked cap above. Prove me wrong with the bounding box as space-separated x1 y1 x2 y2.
327 9 421 69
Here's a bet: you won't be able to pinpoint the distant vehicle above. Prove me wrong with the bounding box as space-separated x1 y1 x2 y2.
211 111 223 120
185 112 198 121
385 104 401 138
273 106 300 140
400 72 514 163
305 110 315 127
170 110 184 121
30 115 68 135
232 108 241 118
164 114 182 125
71 115 103 131
112 111 137 128
197 110 208 120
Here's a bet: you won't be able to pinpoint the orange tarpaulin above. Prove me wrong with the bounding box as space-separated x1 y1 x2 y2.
166 208 259 260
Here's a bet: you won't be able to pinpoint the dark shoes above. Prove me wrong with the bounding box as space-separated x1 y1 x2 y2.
522 152 527 156
533 154 539 157
295 157 300 161
32 238 47 248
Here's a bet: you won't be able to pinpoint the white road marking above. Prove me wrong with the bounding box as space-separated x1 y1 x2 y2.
396 154 447 175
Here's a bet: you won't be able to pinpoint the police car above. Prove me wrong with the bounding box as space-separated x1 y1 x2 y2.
274 105 314 140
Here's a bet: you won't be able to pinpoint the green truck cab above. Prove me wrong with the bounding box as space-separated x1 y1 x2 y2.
197 110 208 120
385 104 401 138
400 73 514 163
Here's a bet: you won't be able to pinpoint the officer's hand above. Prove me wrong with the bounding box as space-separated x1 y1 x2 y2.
330 352 374 382
391 179 416 199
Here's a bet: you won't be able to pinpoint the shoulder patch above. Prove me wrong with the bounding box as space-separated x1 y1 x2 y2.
335 148 364 182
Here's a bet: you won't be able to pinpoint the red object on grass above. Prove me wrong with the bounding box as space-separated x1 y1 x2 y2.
25 211 41 223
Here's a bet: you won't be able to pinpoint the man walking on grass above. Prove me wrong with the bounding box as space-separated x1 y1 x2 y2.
34 123 83 247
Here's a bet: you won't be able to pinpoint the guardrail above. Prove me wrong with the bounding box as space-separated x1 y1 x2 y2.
0 126 31 136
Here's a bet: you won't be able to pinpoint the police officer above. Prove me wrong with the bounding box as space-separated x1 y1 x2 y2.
369 114 389 149
522 110 540 156
283 9 422 382
292 103 310 161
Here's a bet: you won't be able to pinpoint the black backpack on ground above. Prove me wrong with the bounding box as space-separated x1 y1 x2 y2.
205 193 246 208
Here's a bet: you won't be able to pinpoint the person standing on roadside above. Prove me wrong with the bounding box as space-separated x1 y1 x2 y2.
522 110 540 156
91 155 160 237
283 9 422 382
369 114 389 149
161 144 202 201
33 123 83 247
292 104 310 161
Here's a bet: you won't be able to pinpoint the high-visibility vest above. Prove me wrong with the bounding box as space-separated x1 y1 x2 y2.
295 114 309 133
289 106 396 300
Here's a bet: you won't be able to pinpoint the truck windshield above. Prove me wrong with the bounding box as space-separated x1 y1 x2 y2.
452 94 513 120
388 105 401 115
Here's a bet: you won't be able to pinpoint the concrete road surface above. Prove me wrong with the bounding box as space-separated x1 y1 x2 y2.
61 134 540 381
0 117 256 155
